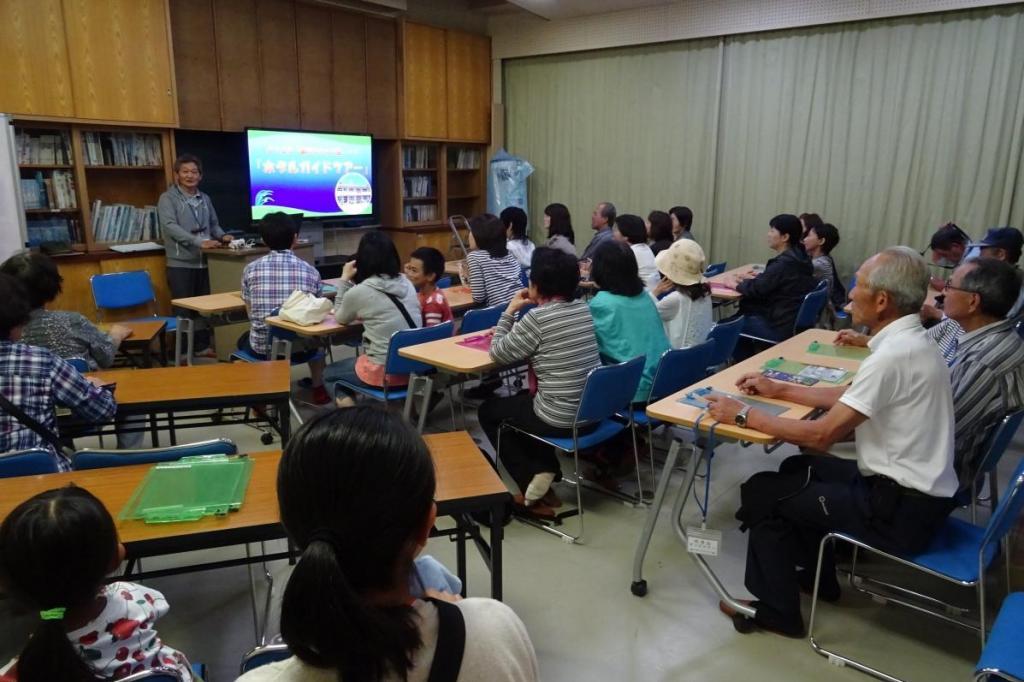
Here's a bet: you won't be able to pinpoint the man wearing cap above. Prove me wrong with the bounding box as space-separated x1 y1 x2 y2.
651 239 714 349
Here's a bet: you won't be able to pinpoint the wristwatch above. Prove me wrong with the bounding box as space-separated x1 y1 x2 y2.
734 405 753 428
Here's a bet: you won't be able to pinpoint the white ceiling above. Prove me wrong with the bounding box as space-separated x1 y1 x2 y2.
506 0 675 20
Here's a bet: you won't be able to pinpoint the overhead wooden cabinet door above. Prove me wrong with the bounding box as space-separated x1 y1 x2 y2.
446 31 491 143
402 22 447 140
214 0 261 131
170 0 221 130
63 0 177 125
0 0 75 118
256 0 300 129
365 18 398 138
332 11 368 134
296 3 334 132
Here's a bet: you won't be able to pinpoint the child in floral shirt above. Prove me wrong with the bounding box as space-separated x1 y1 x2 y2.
0 487 192 681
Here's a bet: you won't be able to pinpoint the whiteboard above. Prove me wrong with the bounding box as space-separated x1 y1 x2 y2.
0 114 27 262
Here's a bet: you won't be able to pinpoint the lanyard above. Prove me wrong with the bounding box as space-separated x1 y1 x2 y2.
176 186 206 233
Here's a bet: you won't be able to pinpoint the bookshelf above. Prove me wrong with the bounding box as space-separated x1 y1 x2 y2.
15 122 173 252
445 144 485 221
400 143 441 225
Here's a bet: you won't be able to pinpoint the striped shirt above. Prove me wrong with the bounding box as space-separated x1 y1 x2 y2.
466 250 523 306
927 317 965 364
949 317 1024 485
489 299 601 428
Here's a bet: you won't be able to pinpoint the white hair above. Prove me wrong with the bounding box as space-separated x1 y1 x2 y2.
862 246 929 316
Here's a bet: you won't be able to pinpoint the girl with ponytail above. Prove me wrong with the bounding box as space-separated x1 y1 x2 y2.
240 405 538 682
0 486 192 681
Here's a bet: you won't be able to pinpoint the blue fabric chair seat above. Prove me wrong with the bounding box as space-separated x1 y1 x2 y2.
231 348 264 363
535 419 627 451
912 517 999 582
976 592 1024 680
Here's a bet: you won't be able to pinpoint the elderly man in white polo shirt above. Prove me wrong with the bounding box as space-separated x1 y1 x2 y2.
705 246 959 638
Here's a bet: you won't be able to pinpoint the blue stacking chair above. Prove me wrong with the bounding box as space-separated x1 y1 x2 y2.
334 321 455 433
705 316 744 373
460 303 504 334
497 356 645 543
833 274 858 326
73 437 237 470
241 644 292 673
436 276 453 289
703 262 727 277
974 592 1024 681
90 271 177 332
739 285 829 348
0 449 60 478
957 410 1024 523
808 457 1024 680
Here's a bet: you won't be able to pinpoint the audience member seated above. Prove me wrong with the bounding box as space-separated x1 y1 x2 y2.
241 212 328 404
707 247 958 638
652 239 714 349
466 213 523 307
647 210 674 256
0 487 194 680
803 222 846 314
612 214 658 285
237 407 539 682
588 241 670 405
669 205 695 242
478 248 601 519
502 206 535 272
581 201 616 261
723 214 818 346
543 203 577 257
324 232 421 407
927 222 971 290
971 227 1024 320
0 274 116 470
405 247 453 328
798 212 823 238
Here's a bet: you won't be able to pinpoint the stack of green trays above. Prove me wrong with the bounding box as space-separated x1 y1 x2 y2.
120 455 254 524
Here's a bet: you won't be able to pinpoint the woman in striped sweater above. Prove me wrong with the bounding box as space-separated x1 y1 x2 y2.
478 247 602 518
466 213 524 306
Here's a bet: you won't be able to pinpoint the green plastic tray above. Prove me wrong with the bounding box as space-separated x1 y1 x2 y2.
120 455 254 524
807 340 871 360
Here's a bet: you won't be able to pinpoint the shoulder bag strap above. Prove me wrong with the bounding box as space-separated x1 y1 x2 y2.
426 598 466 682
383 291 417 329
0 391 74 459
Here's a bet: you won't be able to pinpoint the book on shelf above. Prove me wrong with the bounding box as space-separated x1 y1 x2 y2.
90 201 160 243
20 171 78 210
15 130 72 165
403 205 437 222
81 132 163 167
27 216 83 246
448 148 481 170
402 144 436 170
402 175 435 198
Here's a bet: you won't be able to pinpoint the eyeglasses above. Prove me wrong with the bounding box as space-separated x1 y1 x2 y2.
943 280 979 295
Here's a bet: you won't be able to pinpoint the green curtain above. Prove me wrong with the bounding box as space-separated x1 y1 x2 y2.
503 6 1024 277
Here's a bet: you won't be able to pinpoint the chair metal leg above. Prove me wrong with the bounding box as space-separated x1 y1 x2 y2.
447 386 458 431
628 417 645 505
416 376 434 433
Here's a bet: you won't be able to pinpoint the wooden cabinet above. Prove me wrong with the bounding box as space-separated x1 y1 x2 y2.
296 3 335 131
401 23 448 140
365 18 399 138
0 0 75 118
62 0 177 125
331 11 368 133
446 32 491 143
256 0 300 128
169 0 221 130
213 0 262 131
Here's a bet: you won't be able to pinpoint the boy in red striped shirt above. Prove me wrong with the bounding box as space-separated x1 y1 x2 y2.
404 247 453 327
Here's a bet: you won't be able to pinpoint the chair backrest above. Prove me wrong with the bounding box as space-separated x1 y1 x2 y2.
0 449 59 478
66 357 89 372
575 356 645 424
1016 319 1023 340
706 316 744 369
794 287 830 333
460 303 504 334
266 306 300 344
436 276 452 289
982 456 1024 551
519 270 529 288
964 410 1024 492
384 320 456 376
73 438 237 470
703 262 727 277
90 270 157 311
240 644 292 673
648 339 716 405
118 669 184 682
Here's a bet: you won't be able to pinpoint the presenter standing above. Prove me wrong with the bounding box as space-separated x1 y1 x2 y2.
158 153 232 357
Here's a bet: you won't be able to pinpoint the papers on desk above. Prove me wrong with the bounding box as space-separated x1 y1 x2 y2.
456 331 494 351
762 357 851 384
677 386 790 416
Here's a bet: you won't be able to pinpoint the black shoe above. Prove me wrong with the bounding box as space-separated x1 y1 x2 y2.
798 569 841 603
719 600 805 638
464 379 501 400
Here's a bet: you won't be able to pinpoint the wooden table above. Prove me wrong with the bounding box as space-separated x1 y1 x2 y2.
0 431 509 598
398 329 498 374
101 319 168 368
631 328 866 608
171 291 246 315
68 361 293 447
706 263 763 302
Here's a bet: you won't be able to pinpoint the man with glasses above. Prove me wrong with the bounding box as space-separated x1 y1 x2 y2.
158 153 232 358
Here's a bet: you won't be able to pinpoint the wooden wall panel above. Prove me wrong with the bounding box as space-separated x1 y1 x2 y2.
365 18 398 138
63 0 177 125
331 11 368 134
296 3 334 131
446 31 491 143
52 260 102 319
256 0 300 129
214 0 261 131
169 0 221 130
401 22 447 139
0 0 74 118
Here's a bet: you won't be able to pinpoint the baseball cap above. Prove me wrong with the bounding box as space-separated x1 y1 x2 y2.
968 227 1023 257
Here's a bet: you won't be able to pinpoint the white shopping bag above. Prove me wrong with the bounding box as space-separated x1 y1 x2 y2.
278 290 332 326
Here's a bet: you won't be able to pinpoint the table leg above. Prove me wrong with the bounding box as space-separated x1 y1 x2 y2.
148 413 160 447
278 398 291 444
143 340 154 368
158 331 167 367
630 438 683 596
456 515 467 597
490 501 504 601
